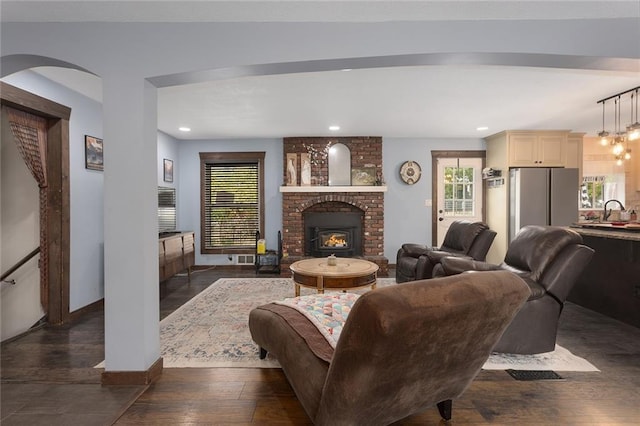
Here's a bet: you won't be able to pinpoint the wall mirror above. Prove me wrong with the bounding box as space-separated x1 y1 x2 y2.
328 143 351 186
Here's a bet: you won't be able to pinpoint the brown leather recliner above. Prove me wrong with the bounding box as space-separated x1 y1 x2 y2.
395 220 496 283
435 225 594 355
249 270 529 425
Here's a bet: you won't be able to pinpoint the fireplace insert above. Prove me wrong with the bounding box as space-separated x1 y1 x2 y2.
312 227 356 256
304 211 363 257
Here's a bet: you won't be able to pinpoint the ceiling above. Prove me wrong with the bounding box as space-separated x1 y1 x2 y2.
11 1 640 140
3 1 638 23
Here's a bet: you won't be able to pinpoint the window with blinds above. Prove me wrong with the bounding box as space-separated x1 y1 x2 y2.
200 152 265 253
158 186 177 233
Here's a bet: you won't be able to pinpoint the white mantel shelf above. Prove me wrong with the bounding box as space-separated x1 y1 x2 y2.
280 185 387 193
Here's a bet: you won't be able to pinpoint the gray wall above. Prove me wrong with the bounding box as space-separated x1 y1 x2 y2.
383 138 486 260
157 132 179 191
176 138 283 265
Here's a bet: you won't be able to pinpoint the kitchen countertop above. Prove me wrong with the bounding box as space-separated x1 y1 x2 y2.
570 223 640 242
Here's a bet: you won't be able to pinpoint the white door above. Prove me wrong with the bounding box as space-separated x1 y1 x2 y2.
436 157 484 246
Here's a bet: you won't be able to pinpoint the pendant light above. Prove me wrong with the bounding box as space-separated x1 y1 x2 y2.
598 101 609 146
613 97 627 166
596 86 639 165
627 89 640 141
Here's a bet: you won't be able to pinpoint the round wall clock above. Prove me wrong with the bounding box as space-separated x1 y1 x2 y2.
399 161 422 185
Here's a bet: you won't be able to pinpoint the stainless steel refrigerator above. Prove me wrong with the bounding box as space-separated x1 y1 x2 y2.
509 168 579 241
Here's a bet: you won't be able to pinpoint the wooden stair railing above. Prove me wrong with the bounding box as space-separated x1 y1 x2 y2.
1 247 40 285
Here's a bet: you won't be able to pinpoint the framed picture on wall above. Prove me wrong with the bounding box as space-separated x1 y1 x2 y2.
84 135 103 171
286 153 297 186
300 153 311 186
163 158 174 182
351 167 376 186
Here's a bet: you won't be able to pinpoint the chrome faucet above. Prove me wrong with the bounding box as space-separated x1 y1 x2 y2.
603 199 625 221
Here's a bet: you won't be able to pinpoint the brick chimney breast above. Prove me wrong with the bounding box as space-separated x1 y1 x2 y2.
281 137 388 275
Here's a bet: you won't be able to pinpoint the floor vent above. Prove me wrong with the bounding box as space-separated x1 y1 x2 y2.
506 370 563 381
236 255 255 265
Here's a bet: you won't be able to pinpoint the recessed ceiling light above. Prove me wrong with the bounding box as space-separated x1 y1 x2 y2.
476 126 489 131
341 69 352 72
329 125 340 131
179 127 191 132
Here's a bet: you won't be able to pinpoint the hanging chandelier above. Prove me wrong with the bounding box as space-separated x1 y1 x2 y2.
597 86 639 166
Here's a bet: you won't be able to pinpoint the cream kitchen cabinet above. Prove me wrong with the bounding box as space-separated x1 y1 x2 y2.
484 130 575 264
566 132 584 183
508 132 567 167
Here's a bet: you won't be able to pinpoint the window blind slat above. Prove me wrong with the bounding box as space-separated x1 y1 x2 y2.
158 187 176 232
203 161 261 249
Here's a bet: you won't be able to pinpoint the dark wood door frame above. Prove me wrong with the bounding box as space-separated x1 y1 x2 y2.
1 82 71 325
430 150 486 246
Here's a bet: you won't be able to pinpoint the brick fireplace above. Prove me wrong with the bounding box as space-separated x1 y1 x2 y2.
280 137 388 275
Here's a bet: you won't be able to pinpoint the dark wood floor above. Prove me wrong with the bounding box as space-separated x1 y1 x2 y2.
2 267 640 425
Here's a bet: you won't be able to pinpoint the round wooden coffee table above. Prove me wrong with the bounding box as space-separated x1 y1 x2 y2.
289 258 379 297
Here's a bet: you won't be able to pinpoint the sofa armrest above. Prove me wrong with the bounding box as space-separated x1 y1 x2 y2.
425 250 469 263
439 256 500 276
414 251 471 280
400 243 432 258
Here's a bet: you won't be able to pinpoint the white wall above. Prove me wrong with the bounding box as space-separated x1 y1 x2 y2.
1 107 45 341
2 70 104 313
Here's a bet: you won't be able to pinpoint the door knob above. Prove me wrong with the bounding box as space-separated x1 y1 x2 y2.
438 217 444 222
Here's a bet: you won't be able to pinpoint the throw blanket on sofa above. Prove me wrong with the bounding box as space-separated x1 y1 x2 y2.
274 293 360 348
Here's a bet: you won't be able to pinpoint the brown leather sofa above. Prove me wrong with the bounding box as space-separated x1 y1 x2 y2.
249 270 529 425
395 220 496 283
435 225 594 354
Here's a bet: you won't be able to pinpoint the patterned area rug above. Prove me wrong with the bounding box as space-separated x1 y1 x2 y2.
159 277 391 368
154 277 598 371
484 345 598 371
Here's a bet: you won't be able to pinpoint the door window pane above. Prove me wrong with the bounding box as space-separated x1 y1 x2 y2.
443 166 476 216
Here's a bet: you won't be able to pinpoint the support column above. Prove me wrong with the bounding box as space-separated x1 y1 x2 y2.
101 74 162 384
